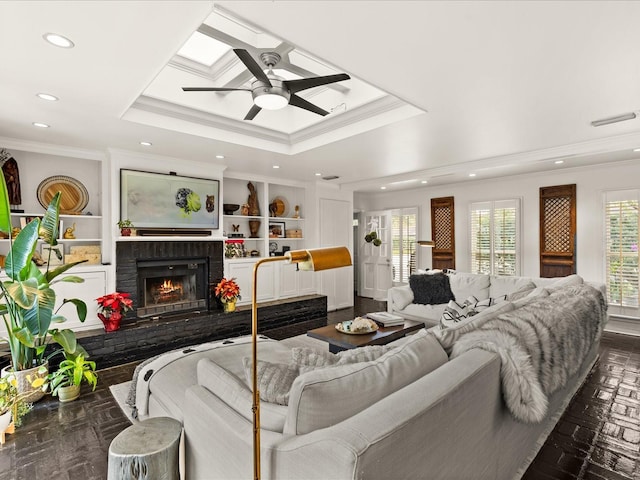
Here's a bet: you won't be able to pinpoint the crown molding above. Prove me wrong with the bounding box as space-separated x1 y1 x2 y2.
0 136 105 161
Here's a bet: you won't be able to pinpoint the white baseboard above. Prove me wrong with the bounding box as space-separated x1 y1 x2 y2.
604 315 640 336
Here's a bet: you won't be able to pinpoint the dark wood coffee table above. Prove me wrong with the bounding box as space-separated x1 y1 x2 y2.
307 319 425 353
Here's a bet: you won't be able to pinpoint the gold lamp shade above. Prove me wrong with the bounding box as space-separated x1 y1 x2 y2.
251 245 352 480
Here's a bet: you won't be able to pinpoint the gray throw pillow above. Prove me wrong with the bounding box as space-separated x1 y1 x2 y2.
242 358 299 406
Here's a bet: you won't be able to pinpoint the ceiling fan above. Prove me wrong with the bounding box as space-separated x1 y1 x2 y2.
182 49 350 121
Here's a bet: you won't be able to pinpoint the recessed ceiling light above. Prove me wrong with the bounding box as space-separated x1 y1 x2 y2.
554 160 564 164
216 155 225 159
380 186 387 190
43 33 74 48
468 173 476 177
421 180 428 184
273 165 280 169
32 122 50 128
633 148 640 152
140 141 152 146
315 173 322 176
36 93 58 101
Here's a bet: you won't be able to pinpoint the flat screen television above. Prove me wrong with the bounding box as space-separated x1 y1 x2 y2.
120 169 220 230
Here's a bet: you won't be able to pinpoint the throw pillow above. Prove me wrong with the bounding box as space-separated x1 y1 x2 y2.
409 273 455 305
242 358 299 406
292 345 392 368
440 299 474 328
391 285 414 310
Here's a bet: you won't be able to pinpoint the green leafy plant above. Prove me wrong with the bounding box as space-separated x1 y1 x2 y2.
48 354 98 396
0 174 88 372
117 219 134 229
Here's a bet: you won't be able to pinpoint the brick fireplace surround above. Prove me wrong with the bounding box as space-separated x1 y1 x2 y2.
75 240 326 368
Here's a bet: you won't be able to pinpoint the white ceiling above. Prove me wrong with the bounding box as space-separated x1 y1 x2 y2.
2 1 640 193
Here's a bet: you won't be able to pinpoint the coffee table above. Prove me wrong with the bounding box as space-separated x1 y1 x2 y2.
307 319 425 353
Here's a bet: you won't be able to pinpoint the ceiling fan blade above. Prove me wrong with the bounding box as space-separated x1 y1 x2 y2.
233 49 272 87
284 74 350 94
244 104 262 121
182 87 250 92
289 94 329 116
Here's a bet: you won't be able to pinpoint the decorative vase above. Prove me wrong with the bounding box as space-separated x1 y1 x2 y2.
98 311 123 332
0 410 13 445
1 362 49 403
57 384 81 403
248 220 261 238
223 300 237 313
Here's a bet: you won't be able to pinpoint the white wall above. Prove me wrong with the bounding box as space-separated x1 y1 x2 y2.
355 159 640 285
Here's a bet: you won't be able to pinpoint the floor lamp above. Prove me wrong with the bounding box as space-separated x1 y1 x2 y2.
251 246 352 480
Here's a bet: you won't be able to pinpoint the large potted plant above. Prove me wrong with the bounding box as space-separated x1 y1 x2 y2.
48 354 97 403
0 174 88 402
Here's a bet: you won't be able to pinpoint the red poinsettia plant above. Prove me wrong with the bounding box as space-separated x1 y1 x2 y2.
214 277 241 304
95 292 133 332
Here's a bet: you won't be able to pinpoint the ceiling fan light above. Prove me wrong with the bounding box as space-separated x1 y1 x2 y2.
254 93 288 110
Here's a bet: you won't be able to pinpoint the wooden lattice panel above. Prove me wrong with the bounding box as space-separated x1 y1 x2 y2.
434 207 453 249
543 197 571 252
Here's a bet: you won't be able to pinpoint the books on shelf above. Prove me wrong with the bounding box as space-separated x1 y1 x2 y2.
367 311 405 327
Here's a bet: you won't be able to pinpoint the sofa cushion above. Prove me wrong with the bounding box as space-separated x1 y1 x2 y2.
242 358 299 406
489 275 535 299
506 282 538 301
409 273 455 305
283 329 447 435
433 300 516 351
399 303 448 325
391 285 414 310
197 358 288 432
447 272 490 302
545 274 584 292
511 287 549 308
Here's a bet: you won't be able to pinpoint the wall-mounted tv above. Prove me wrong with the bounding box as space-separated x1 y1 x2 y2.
120 169 220 230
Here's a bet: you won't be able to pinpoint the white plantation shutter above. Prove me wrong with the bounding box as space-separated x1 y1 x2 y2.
470 199 520 275
391 209 417 283
605 190 639 311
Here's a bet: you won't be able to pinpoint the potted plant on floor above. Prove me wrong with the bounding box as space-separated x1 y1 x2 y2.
48 354 97 403
0 174 89 403
214 277 241 312
95 291 133 332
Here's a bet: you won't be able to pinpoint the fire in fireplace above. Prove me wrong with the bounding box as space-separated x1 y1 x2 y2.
137 258 209 317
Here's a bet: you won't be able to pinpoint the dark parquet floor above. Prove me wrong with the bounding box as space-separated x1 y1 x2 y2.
0 297 638 480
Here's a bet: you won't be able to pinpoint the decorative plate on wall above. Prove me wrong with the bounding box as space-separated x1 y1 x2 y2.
37 175 89 214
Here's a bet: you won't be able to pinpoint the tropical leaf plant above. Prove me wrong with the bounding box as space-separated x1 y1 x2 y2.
0 174 89 371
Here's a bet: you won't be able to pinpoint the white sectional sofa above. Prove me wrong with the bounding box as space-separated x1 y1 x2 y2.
387 270 598 326
128 273 607 480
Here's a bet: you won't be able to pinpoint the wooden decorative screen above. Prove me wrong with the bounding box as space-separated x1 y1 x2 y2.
431 196 455 270
539 184 576 278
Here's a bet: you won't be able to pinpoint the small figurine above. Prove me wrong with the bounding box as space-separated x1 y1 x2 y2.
11 227 21 238
63 223 76 239
240 203 250 216
293 205 300 219
232 224 240 232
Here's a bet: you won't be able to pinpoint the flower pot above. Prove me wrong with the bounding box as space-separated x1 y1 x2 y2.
223 300 237 313
57 384 81 403
120 227 132 236
1 362 49 403
0 410 13 445
98 311 122 332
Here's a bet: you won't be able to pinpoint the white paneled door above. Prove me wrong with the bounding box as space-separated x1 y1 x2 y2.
360 210 392 300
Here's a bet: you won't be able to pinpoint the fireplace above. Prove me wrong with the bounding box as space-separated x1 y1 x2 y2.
137 258 208 317
116 240 224 322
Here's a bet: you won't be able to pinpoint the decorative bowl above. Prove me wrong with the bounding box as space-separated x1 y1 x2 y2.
223 203 240 215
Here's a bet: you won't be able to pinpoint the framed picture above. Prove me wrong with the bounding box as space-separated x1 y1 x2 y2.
40 244 64 266
120 169 220 230
269 221 286 238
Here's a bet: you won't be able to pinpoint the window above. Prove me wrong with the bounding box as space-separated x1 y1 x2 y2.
391 208 417 283
470 199 520 275
605 190 639 311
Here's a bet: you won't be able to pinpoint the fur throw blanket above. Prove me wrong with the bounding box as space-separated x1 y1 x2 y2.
450 283 606 423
